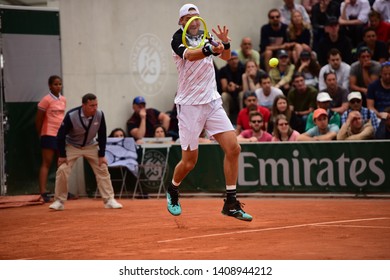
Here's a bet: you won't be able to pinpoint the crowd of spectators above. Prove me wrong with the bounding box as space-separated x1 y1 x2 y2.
110 0 389 143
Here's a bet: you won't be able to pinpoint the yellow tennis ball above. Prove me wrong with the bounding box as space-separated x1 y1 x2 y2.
269 57 279 68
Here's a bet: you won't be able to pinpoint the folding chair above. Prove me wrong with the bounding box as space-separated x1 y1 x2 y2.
96 137 138 199
133 137 172 199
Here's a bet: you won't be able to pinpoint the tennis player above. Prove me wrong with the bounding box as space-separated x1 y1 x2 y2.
168 3 252 221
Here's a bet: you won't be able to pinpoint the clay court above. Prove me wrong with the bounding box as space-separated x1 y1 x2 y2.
1 196 389 260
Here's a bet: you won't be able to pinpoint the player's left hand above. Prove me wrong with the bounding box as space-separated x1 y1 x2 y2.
212 25 230 43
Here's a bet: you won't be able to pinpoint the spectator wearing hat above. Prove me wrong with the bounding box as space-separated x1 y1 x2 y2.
219 50 245 123
305 91 341 131
349 46 381 106
260 8 291 72
317 16 353 66
237 111 272 142
287 72 318 132
337 110 374 140
321 71 349 115
356 27 389 63
341 91 380 132
310 0 341 52
318 48 351 91
269 49 296 95
235 91 271 135
367 61 390 119
297 108 339 140
375 106 390 139
126 96 170 141
295 50 321 88
338 0 371 46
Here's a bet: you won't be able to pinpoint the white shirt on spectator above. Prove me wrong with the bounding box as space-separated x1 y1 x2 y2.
279 3 311 25
318 62 351 91
255 87 283 110
340 0 370 24
373 0 390 22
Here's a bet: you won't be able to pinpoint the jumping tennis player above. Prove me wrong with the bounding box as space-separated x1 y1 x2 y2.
168 3 252 222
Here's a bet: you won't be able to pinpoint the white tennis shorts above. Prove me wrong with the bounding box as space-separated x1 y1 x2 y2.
177 98 234 151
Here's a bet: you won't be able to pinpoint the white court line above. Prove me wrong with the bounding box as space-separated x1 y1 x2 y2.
313 224 390 229
157 217 390 243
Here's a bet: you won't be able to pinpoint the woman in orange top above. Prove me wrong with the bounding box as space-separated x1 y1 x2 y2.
35 75 66 202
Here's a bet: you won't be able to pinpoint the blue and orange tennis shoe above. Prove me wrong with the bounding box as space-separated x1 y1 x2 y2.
221 199 253 222
166 192 181 216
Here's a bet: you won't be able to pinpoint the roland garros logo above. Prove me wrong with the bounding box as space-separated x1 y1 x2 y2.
142 150 167 189
130 33 168 95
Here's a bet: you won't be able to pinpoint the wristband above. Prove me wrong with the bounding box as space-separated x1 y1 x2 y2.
222 42 230 50
202 43 213 56
202 43 219 56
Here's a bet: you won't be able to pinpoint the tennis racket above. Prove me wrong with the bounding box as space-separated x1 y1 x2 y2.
182 16 219 50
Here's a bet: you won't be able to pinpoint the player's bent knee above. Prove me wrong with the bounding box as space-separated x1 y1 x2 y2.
226 143 241 158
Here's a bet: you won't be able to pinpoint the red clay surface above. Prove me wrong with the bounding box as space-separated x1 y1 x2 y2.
0 198 389 260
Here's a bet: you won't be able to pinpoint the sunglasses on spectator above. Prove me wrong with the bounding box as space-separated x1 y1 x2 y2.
269 15 280 19
349 99 361 104
278 122 289 127
251 120 263 123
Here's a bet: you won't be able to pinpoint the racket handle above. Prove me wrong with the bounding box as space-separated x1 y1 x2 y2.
209 39 219 47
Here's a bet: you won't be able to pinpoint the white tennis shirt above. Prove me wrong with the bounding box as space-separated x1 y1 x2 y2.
171 27 221 105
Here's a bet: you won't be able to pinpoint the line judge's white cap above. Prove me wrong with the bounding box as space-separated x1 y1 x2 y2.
178 3 199 24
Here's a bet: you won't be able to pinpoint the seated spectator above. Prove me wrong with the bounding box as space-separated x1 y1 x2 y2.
269 49 296 95
318 48 351 91
356 27 389 63
127 96 170 141
349 46 381 106
271 114 301 141
375 106 390 139
337 110 374 140
341 91 380 132
306 92 341 131
280 0 311 25
295 50 321 88
268 94 301 133
287 72 318 132
367 61 390 119
237 37 261 67
109 128 126 138
219 51 245 122
287 10 313 64
255 74 284 110
321 71 349 115
242 60 266 94
237 111 272 142
235 91 271 135
260 8 292 72
317 16 353 66
368 9 390 44
372 0 390 23
338 0 371 46
297 108 339 140
154 125 168 138
310 0 341 52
